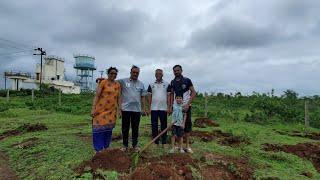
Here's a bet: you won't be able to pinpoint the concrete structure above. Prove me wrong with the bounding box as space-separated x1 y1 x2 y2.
5 56 81 94
35 56 65 81
73 54 96 91
4 71 31 91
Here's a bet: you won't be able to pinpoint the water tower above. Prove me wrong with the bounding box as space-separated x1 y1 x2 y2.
73 54 96 91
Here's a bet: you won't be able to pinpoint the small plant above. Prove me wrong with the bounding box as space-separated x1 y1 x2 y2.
188 165 203 180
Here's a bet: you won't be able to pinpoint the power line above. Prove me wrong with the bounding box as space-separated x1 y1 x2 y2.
0 50 33 57
0 37 33 49
0 42 30 51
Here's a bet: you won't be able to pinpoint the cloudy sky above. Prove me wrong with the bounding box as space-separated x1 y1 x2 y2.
0 0 319 96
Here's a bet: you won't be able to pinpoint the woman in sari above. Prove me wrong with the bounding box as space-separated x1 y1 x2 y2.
91 67 121 152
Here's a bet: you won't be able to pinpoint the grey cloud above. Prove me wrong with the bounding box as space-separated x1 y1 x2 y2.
188 17 280 50
1 0 320 96
53 4 149 49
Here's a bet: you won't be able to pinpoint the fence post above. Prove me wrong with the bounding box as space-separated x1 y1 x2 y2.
32 89 34 102
6 89 9 102
204 92 208 118
58 90 62 106
304 100 309 133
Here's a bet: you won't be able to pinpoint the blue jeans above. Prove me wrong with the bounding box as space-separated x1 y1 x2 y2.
92 128 113 152
151 110 167 144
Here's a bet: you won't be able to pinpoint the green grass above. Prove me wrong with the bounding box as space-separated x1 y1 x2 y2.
1 95 320 179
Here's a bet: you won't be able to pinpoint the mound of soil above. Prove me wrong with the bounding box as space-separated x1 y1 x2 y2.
11 137 39 149
92 149 130 172
194 118 219 128
190 130 250 146
200 153 253 180
126 154 196 180
0 123 47 140
75 148 131 177
263 143 320 172
128 162 183 180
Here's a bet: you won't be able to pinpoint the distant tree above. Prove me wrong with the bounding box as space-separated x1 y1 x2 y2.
282 89 298 100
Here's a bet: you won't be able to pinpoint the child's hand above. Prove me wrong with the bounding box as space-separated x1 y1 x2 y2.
180 124 185 129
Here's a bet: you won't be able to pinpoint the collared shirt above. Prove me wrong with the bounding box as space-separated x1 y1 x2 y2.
172 104 184 126
118 78 147 112
170 76 193 106
147 80 171 111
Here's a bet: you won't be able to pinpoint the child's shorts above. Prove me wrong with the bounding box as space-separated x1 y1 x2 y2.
172 125 184 138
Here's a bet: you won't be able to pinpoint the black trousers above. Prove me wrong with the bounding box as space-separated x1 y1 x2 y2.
151 110 167 144
122 111 141 148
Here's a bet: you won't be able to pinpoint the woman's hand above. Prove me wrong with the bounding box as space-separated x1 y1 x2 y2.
183 104 189 112
91 107 96 118
118 110 122 118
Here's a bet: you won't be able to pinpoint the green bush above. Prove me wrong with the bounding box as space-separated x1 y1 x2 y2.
0 103 9 112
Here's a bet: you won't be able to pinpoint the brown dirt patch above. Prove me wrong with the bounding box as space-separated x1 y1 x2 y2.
75 148 131 177
76 149 254 179
11 137 39 149
194 117 219 128
200 153 253 180
0 123 47 141
126 154 196 180
0 152 19 180
190 130 250 146
263 143 320 172
275 130 320 140
127 162 183 180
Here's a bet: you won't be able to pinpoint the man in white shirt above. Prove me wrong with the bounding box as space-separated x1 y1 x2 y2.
147 69 171 147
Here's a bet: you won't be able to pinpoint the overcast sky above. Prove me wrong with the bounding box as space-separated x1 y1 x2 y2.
0 0 319 96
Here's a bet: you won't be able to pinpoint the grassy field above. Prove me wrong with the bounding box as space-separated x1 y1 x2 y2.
0 93 320 179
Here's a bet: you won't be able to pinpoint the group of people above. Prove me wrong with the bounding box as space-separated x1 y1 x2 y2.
91 64 196 154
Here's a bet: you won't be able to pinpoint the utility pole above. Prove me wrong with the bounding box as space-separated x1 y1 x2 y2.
33 48 46 90
99 70 104 78
4 73 7 90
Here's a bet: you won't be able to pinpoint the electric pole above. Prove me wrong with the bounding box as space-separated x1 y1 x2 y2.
4 73 7 90
99 70 104 78
33 48 46 90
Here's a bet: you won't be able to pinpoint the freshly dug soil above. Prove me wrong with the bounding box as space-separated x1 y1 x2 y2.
194 118 219 128
0 123 47 140
126 154 196 180
263 143 320 172
190 130 250 146
75 148 131 177
200 153 254 180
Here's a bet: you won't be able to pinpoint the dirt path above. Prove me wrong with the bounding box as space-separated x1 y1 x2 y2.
0 152 18 180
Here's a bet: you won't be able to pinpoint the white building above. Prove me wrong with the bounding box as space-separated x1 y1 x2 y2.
5 56 81 94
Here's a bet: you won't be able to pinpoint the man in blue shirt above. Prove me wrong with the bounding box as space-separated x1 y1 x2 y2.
169 65 196 153
118 65 147 152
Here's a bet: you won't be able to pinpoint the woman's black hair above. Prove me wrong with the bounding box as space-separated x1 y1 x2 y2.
107 67 118 74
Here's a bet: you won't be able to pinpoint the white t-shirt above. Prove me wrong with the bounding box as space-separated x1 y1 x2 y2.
147 80 170 111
